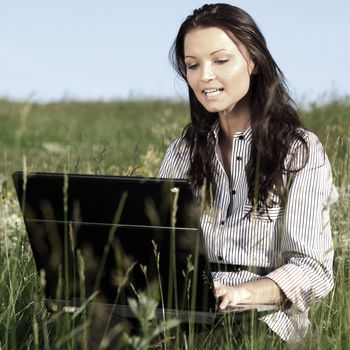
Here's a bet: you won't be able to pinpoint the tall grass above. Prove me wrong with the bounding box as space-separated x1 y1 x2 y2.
0 99 188 176
0 96 349 349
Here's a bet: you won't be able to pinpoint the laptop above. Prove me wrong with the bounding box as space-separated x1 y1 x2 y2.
12 171 224 324
13 171 276 327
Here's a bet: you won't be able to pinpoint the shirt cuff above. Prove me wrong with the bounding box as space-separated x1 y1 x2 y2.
266 263 313 313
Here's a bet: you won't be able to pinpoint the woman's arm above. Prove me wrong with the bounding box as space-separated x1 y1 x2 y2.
157 137 190 179
214 278 285 309
264 132 337 313
215 132 337 313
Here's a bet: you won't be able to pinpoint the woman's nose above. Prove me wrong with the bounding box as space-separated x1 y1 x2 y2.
201 63 216 82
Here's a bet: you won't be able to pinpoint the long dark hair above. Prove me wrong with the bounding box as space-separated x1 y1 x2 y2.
169 3 308 209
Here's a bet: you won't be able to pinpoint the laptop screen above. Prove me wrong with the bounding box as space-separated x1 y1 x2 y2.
13 171 216 315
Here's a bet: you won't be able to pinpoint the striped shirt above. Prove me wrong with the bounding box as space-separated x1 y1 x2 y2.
158 121 338 343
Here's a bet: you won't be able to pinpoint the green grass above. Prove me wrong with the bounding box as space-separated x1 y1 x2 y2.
0 96 349 349
0 98 189 176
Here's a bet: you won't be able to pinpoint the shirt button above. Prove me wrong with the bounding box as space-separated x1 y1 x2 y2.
218 256 223 261
236 156 242 161
221 220 225 225
238 135 244 140
232 190 236 195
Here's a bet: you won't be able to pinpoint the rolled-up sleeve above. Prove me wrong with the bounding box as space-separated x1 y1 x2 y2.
266 132 338 313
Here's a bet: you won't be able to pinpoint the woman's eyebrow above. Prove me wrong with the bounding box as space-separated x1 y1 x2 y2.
185 49 232 59
210 49 230 55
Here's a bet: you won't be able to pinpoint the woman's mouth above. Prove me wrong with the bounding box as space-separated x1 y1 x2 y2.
203 88 224 98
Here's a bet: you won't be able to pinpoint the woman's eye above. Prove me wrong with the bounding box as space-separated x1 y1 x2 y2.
215 59 229 65
186 63 199 70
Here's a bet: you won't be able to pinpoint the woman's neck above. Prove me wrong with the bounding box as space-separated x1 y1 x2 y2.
217 99 251 179
218 103 251 141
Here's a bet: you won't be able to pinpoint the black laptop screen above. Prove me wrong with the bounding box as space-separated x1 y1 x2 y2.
13 172 216 314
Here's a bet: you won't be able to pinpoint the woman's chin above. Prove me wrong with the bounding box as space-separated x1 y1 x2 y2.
202 104 234 115
200 103 222 114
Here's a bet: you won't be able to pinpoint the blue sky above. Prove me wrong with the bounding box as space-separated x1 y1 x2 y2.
1 0 349 103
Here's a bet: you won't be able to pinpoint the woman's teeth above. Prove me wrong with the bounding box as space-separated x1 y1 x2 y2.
204 88 223 97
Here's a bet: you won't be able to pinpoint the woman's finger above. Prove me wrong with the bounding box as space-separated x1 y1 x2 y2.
213 281 225 298
217 286 242 310
219 295 230 310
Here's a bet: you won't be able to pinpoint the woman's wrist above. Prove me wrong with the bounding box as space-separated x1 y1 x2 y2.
214 278 287 310
238 278 286 305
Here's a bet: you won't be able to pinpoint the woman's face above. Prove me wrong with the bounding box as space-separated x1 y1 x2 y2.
184 27 255 116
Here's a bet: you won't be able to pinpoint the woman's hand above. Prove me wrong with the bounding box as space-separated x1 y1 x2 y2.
214 282 251 309
214 279 285 310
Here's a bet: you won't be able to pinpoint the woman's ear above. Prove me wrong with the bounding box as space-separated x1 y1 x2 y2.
247 58 257 75
250 61 259 74
251 64 258 75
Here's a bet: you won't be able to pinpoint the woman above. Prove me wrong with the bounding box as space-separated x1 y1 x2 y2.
158 3 337 343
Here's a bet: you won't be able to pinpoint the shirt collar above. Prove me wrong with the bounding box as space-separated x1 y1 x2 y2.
211 119 252 142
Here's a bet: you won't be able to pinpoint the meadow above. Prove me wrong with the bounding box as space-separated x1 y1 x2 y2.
0 96 349 349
